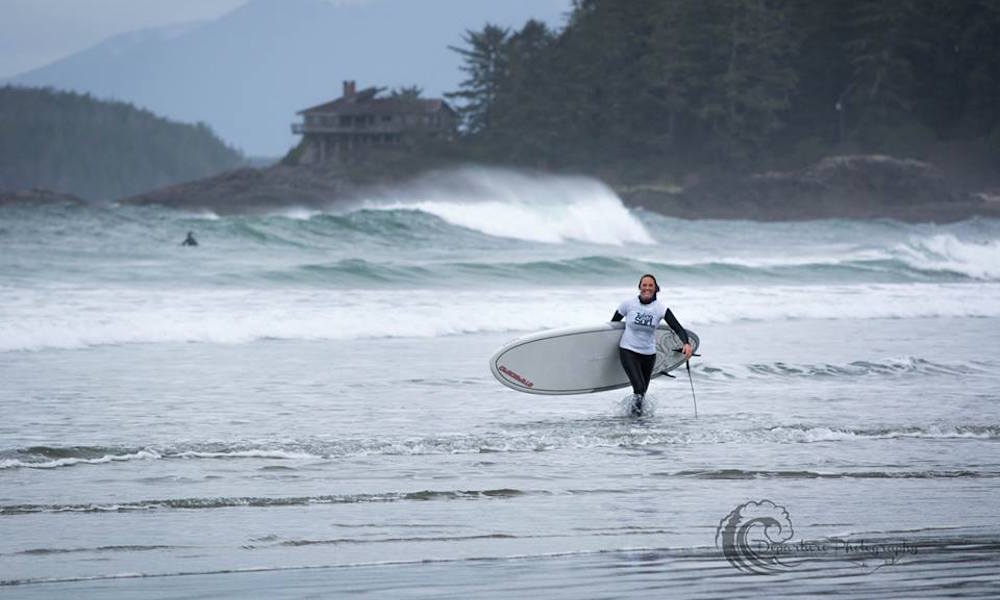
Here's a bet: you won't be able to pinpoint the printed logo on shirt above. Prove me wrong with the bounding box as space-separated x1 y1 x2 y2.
633 312 655 327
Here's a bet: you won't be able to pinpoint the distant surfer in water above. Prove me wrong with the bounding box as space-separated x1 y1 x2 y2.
181 231 198 246
612 274 692 416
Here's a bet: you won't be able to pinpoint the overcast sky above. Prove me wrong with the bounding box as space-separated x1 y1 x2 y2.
2 0 571 80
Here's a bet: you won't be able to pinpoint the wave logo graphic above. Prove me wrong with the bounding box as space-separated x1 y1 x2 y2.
715 499 797 575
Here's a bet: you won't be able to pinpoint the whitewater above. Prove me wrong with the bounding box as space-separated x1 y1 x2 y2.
1 167 999 597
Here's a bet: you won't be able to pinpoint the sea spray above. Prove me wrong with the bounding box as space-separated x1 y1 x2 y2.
357 167 655 245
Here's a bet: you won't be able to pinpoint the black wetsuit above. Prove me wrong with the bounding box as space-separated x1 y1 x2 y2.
612 306 688 398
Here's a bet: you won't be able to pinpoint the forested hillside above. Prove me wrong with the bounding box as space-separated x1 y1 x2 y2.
0 86 244 201
446 0 1000 180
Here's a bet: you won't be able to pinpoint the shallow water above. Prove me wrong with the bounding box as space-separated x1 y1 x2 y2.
2 169 999 596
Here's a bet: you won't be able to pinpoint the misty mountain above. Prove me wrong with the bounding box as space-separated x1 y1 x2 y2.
6 0 568 157
0 86 244 201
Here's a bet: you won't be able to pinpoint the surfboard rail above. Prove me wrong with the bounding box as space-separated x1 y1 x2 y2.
489 322 700 395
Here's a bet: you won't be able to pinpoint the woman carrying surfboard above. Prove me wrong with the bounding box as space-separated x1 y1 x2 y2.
612 274 692 415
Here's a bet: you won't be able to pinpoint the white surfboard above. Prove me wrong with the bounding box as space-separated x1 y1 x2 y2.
489 322 700 395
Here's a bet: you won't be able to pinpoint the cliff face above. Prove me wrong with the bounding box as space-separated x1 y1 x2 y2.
622 155 1000 222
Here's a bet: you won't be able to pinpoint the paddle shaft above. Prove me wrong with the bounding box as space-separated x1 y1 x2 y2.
686 359 698 418
673 349 700 419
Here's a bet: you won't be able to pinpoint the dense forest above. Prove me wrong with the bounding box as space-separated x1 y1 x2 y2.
0 86 244 201
445 0 1000 181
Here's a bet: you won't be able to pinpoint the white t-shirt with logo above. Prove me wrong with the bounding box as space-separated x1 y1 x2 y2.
617 296 666 355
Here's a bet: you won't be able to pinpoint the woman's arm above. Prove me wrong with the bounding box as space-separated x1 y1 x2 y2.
663 309 688 342
664 308 693 358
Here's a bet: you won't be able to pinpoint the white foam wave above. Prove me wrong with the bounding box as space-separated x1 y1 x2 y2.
895 233 1000 279
669 246 896 270
178 209 221 220
0 450 161 470
174 450 318 460
684 252 869 269
359 167 654 245
0 448 316 471
764 425 999 443
274 207 322 220
625 223 1000 280
699 356 986 380
1 283 998 352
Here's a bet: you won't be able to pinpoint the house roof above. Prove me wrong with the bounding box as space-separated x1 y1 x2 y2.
298 87 455 116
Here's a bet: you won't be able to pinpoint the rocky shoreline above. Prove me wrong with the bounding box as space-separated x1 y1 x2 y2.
6 155 999 222
618 155 1000 222
120 164 361 215
120 153 1000 222
0 188 84 207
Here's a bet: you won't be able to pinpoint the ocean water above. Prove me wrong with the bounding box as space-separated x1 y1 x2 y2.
2 168 999 597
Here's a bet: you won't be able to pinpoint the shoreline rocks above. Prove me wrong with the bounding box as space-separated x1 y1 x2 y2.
10 154 999 222
0 188 85 207
120 164 360 215
620 155 1000 222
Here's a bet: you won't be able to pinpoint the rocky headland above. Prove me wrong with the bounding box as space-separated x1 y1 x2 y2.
9 154 998 223
119 164 360 215
123 154 1000 222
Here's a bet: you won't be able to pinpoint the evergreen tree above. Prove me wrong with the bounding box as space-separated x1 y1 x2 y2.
390 85 424 100
489 20 559 162
694 0 800 162
956 0 1000 144
843 1 930 130
446 25 511 135
781 2 857 149
443 0 1000 172
0 86 243 200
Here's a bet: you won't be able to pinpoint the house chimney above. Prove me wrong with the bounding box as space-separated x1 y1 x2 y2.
343 80 356 97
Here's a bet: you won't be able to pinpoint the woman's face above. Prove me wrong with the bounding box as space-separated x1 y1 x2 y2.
639 277 657 301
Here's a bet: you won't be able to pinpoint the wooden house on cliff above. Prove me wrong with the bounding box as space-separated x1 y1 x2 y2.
291 81 457 162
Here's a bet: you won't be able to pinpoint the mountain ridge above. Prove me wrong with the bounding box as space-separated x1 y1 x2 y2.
6 0 570 156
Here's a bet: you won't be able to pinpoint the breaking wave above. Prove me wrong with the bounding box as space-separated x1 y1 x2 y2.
357 167 655 245
894 233 1000 280
2 282 999 351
